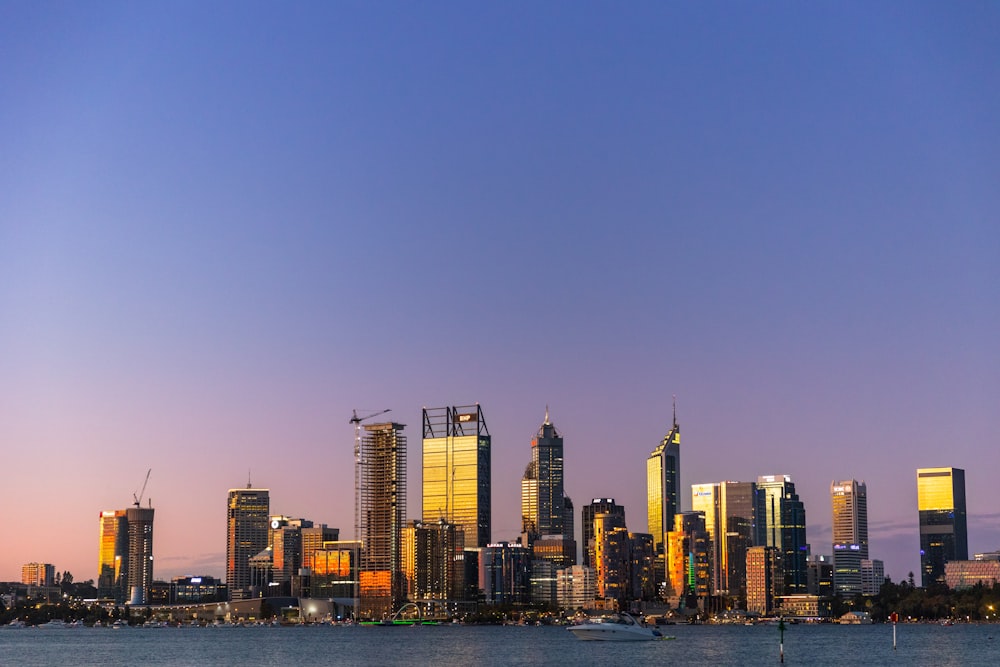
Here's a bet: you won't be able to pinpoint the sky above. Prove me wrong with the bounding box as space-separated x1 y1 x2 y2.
1 1 998 586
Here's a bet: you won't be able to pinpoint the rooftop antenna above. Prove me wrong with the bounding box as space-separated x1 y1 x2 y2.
673 395 677 426
247 469 252 489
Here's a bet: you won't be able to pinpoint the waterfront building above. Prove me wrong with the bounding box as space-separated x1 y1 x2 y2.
556 565 596 610
628 532 656 601
944 560 1000 590
746 545 781 616
301 525 340 572
806 554 834 597
413 519 465 604
269 517 313 595
831 480 868 596
593 511 630 603
666 511 711 603
917 467 968 587
691 481 757 597
21 562 55 587
311 540 360 600
125 505 154 604
98 510 129 601
482 542 531 605
582 498 625 569
521 408 575 559
778 594 828 618
647 404 681 557
422 405 491 547
861 559 884 595
171 575 223 603
756 475 808 594
360 421 407 618
227 486 270 600
529 559 558 606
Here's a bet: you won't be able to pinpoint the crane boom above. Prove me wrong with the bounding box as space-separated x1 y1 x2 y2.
133 468 151 507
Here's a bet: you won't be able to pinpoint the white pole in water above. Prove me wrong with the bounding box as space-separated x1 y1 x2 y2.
891 611 898 650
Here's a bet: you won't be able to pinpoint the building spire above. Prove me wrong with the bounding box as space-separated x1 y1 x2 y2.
544 404 550 425
672 395 677 427
247 469 252 489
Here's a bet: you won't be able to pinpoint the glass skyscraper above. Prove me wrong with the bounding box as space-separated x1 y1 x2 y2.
917 467 967 587
520 408 573 551
692 480 757 597
647 405 680 556
422 405 491 548
756 474 808 594
831 479 868 596
227 486 270 600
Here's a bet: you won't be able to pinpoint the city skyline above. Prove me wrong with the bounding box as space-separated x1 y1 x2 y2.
2 4 998 588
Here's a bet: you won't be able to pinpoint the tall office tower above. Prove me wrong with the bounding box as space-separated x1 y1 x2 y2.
593 511 630 603
520 409 568 541
756 475 808 594
746 545 781 616
831 480 868 596
482 542 532 605
269 517 313 595
582 498 625 568
21 562 55 587
98 510 129 601
917 467 968 587
227 486 270 600
666 511 711 601
691 481 757 597
422 405 491 548
647 404 681 558
359 421 407 618
125 505 154 604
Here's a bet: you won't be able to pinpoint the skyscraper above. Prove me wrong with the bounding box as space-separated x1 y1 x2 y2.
360 421 407 618
521 408 574 555
831 479 868 596
422 405 491 548
756 475 808 594
125 505 154 604
227 486 270 600
692 480 758 597
582 498 625 569
917 467 968 587
647 403 680 557
98 509 129 601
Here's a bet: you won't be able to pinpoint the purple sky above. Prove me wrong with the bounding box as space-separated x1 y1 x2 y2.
2 2 998 585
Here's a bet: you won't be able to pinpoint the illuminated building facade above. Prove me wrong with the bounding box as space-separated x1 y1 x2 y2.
520 408 574 559
647 406 681 557
666 511 710 601
227 486 270 600
582 498 624 569
360 422 407 619
21 562 55 587
413 519 465 603
593 511 629 603
918 467 967 587
311 540 360 599
482 542 531 605
422 405 491 548
556 565 596 609
756 475 808 594
746 545 781 616
831 479 868 596
98 509 128 601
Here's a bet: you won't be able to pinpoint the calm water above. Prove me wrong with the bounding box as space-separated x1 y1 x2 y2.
2 623 999 666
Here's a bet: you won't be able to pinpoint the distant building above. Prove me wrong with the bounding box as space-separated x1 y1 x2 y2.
171 575 222 603
593 511 630 603
360 421 407 619
831 480 868 596
125 505 154 605
21 563 55 587
582 499 624 569
227 486 270 600
529 559 558 606
311 540 360 600
861 559 884 595
917 467 967 587
532 534 576 569
520 409 573 551
945 560 1000 590
482 542 531 605
756 475 808 594
691 481 757 597
556 565 596 610
778 594 828 618
98 510 128 601
806 554 834 597
413 519 465 603
628 532 656 601
666 512 711 603
647 404 681 559
422 405 491 548
746 546 781 616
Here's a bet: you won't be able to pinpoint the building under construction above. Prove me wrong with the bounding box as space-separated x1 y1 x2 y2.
360 421 407 619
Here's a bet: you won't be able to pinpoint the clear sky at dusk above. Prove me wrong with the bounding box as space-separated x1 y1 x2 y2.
2 2 998 585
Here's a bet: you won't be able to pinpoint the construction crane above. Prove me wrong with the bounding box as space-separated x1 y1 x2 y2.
349 409 389 620
133 468 151 507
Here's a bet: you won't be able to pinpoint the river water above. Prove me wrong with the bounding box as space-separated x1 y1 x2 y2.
2 622 998 666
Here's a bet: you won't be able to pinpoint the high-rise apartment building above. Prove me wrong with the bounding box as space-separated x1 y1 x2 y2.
692 481 758 597
756 475 808 594
125 505 154 604
227 486 270 600
360 421 407 618
413 519 465 603
917 467 968 587
98 510 129 601
21 562 55 587
593 511 630 603
746 545 781 616
647 405 681 558
831 479 868 596
666 511 711 601
422 405 491 548
582 498 625 569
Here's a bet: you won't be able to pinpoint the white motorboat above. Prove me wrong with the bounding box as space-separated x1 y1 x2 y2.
567 613 663 641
